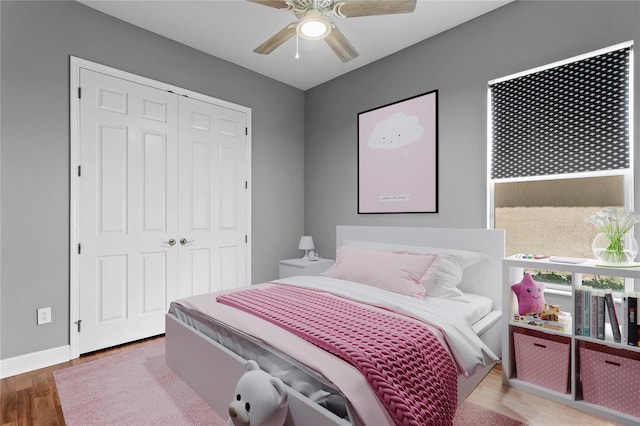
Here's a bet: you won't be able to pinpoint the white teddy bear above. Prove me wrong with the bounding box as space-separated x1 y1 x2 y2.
227 360 288 426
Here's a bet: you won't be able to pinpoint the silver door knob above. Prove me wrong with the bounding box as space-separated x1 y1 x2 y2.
163 239 176 246
180 238 194 246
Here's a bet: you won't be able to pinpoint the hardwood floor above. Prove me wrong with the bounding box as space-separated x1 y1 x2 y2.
0 336 622 426
466 364 620 426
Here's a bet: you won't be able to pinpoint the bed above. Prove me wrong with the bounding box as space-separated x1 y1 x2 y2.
166 225 505 425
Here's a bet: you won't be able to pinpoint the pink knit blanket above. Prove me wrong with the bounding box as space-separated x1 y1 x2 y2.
217 285 457 426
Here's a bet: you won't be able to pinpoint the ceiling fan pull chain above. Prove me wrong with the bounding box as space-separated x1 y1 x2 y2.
295 32 300 59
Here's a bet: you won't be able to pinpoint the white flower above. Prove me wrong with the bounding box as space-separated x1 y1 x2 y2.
585 208 640 236
586 208 640 262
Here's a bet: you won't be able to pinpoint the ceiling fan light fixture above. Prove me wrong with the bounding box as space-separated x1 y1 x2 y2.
296 11 331 40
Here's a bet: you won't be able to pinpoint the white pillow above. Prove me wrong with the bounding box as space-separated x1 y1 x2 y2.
339 240 485 297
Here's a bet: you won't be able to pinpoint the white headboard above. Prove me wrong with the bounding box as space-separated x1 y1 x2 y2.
336 226 505 309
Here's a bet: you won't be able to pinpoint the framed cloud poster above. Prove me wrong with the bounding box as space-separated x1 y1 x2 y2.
357 90 438 214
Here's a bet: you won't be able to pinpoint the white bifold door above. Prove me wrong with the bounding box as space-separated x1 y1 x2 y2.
78 69 248 354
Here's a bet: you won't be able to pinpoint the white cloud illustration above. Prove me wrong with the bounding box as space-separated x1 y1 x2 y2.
368 112 424 150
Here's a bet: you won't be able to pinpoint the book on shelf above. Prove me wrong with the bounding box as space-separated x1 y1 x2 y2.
574 287 626 342
596 290 605 340
590 289 598 338
618 291 640 347
622 293 629 345
583 286 592 337
575 285 584 335
604 289 621 343
575 286 597 336
628 292 638 347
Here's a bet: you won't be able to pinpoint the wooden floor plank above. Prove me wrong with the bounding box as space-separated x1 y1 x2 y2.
12 375 30 394
0 376 17 424
31 394 58 426
29 374 50 400
15 389 32 426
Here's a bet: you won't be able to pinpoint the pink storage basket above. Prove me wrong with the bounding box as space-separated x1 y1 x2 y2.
513 328 571 393
580 342 640 417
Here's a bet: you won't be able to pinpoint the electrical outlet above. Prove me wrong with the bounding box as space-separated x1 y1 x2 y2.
37 307 52 325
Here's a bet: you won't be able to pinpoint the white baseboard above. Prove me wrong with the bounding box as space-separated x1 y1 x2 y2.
0 345 71 379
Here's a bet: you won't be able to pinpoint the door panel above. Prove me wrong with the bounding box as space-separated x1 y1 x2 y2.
97 255 127 321
79 69 178 354
220 246 239 291
142 131 169 232
178 97 247 297
221 146 237 229
141 251 168 313
190 141 211 231
98 124 128 233
189 248 211 296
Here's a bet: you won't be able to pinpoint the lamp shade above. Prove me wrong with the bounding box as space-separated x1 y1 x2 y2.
296 10 331 40
298 236 315 250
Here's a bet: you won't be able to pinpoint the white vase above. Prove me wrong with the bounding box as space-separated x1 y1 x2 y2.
592 232 639 264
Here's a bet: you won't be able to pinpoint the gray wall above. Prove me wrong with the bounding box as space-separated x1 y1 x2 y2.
0 1 305 359
2 0 640 362
304 0 640 258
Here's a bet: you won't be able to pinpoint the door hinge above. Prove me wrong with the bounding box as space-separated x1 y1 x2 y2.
245 127 248 136
78 243 82 254
78 165 81 177
78 87 82 99
245 181 248 189
74 319 82 333
245 235 248 244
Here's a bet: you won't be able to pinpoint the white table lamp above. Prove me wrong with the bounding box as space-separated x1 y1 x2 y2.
298 236 315 259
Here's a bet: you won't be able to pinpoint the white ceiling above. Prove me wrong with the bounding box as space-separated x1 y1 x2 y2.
78 0 512 90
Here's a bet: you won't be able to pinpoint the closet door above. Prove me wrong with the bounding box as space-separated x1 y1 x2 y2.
76 66 250 355
177 96 248 297
78 69 179 353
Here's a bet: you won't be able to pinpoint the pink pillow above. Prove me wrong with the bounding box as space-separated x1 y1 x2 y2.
329 246 438 298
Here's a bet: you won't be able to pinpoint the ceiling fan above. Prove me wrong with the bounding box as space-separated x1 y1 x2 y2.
249 0 417 62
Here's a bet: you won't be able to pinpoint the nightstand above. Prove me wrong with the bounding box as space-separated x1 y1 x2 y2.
279 258 334 278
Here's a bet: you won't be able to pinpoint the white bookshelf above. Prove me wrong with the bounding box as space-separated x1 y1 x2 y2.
502 256 640 426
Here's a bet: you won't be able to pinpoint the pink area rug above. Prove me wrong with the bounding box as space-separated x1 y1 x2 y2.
454 400 526 426
54 340 525 426
54 341 226 425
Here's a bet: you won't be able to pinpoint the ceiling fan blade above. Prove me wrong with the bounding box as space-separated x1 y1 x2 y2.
324 25 359 62
246 0 292 10
334 0 417 18
254 23 297 55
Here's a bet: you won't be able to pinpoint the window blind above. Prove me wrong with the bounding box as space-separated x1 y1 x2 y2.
490 45 631 180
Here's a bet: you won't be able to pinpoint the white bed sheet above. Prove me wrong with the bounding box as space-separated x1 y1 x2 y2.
427 291 493 326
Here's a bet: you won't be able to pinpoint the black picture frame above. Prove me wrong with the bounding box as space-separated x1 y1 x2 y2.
357 90 438 214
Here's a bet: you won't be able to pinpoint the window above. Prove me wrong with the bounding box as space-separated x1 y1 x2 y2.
494 176 625 258
488 42 633 291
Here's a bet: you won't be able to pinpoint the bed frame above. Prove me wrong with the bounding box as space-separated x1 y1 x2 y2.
166 226 505 424
335 226 505 405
